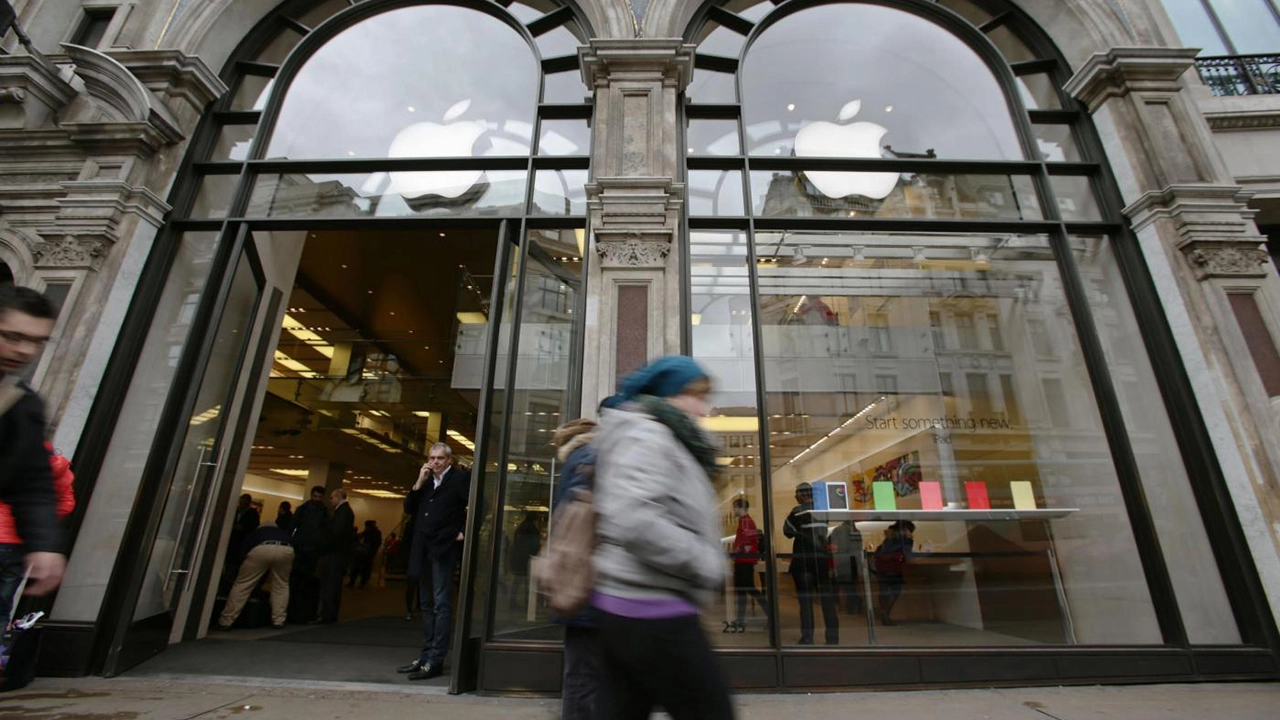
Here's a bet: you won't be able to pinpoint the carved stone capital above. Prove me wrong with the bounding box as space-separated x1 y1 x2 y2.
587 176 684 226
31 236 109 270
595 234 673 268
0 54 77 130
579 38 695 91
1064 47 1200 112
1182 243 1271 280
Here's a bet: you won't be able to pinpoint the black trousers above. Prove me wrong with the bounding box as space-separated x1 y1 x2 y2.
792 565 839 644
596 610 735 720
318 551 350 622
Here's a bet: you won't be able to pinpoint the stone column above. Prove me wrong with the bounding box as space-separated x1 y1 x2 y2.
1066 47 1280 618
578 39 694 412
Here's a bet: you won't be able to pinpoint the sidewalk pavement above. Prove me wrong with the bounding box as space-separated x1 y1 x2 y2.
0 676 1275 720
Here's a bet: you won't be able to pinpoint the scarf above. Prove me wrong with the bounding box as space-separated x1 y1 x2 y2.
633 394 720 477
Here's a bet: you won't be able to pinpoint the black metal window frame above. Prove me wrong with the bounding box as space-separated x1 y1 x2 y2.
68 0 594 677
679 0 1280 668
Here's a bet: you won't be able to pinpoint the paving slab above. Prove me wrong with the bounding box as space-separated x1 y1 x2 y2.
0 676 1276 720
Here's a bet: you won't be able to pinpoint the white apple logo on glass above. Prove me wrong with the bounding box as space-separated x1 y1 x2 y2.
793 100 899 200
383 99 487 204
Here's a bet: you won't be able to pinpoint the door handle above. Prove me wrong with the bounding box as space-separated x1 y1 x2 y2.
164 446 217 593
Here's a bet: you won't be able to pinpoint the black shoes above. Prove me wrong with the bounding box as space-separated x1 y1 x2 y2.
407 662 443 680
396 659 423 673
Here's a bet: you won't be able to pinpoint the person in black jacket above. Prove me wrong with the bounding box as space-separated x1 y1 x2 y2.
0 285 63 599
396 442 470 680
316 488 356 623
783 482 839 645
287 485 328 622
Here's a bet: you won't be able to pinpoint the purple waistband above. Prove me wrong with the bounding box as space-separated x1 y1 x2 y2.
592 592 698 619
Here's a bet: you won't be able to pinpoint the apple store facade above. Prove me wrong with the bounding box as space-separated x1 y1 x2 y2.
22 0 1280 695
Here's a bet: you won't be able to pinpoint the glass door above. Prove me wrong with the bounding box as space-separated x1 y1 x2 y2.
101 234 267 675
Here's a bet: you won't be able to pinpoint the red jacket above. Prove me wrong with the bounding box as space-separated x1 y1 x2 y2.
732 514 761 565
0 444 75 545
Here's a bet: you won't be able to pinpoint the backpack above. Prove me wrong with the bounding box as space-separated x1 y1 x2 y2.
874 546 906 577
535 488 595 615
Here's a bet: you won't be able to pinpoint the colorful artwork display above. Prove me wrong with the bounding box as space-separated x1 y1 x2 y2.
849 451 922 505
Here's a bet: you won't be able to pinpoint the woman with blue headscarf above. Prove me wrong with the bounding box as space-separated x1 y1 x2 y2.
591 355 734 720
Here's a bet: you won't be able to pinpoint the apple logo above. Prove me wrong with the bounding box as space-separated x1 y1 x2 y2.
793 100 899 200
382 99 490 209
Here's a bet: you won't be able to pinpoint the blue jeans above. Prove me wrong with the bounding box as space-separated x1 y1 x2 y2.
417 546 459 665
0 543 25 624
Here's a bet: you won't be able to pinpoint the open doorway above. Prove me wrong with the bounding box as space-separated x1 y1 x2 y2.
129 227 499 685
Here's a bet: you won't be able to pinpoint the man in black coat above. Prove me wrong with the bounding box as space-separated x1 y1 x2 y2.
316 488 356 623
397 442 470 680
0 285 63 599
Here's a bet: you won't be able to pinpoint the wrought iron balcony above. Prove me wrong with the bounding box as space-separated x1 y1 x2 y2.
1195 54 1280 96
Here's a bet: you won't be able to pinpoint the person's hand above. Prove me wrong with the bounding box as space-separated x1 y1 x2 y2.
414 463 431 490
455 532 464 542
23 552 66 596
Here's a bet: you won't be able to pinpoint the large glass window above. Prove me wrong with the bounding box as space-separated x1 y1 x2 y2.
684 0 1245 651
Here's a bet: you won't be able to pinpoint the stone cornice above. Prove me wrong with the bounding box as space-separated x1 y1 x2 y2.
108 50 227 118
1064 47 1200 112
1203 109 1280 131
60 44 183 149
579 38 695 91
0 54 77 130
1124 184 1270 280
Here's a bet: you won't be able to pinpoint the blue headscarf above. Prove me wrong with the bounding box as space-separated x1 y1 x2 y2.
617 355 709 402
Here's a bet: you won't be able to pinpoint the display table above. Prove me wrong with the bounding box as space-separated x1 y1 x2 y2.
801 508 1080 644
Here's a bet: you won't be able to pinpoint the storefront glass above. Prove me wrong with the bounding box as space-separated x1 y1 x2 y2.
683 0 1245 653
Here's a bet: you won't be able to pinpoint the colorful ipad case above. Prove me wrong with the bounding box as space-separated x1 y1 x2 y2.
965 481 991 510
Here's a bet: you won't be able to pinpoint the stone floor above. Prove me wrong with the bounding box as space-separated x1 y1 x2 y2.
1 676 1276 720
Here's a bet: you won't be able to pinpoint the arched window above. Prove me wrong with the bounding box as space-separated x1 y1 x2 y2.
683 0 1243 654
180 0 591 222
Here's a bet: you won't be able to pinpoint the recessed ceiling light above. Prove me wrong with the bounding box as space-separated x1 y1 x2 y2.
439 232 446 237
367 290 373 294
407 106 416 112
787 103 796 111
389 311 395 316
341 264 348 269
347 151 355 156
885 105 893 113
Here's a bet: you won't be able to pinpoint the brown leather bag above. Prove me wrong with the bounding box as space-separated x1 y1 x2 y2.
535 489 595 615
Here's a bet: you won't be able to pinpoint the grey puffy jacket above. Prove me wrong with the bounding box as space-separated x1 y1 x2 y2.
592 405 726 608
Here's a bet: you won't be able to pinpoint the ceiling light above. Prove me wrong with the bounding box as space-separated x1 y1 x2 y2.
412 411 431 418
341 264 348 269
786 397 885 466
786 103 795 111
354 489 406 499
273 350 320 378
447 430 475 451
270 468 310 477
439 232 446 237
282 314 334 358
190 407 221 426
407 106 416 112
885 105 893 112
456 311 487 325
700 416 759 433
347 151 355 156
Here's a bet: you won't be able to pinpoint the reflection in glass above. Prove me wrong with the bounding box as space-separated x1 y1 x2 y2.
1017 74 1061 110
689 170 746 216
230 74 273 111
538 119 590 155
1072 235 1241 643
749 171 1041 220
690 232 772 647
190 174 240 219
687 119 741 155
688 68 737 104
694 22 748 58
752 230 1162 646
491 230 583 638
1033 123 1081 162
212 123 256 162
742 4 1024 160
134 251 260 621
1210 0 1280 54
531 170 588 215
1163 0 1230 55
1049 176 1101 221
543 70 592 104
534 21 584 59
248 171 528 217
266 5 538 160
985 24 1036 64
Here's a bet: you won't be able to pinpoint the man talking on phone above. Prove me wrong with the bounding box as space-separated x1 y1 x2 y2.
396 442 470 680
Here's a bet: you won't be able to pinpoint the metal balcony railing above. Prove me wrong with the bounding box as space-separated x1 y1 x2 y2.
1195 54 1280 96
